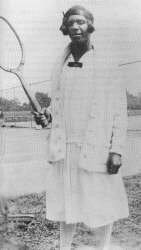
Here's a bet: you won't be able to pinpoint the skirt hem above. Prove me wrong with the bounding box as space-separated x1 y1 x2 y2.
46 213 129 228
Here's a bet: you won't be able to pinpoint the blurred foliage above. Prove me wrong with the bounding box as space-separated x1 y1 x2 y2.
127 91 141 110
1 90 141 111
0 92 51 111
35 92 51 109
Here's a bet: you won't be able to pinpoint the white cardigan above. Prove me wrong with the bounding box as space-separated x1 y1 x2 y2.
47 44 127 172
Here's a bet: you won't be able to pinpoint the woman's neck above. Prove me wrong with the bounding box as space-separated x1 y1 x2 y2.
71 40 92 62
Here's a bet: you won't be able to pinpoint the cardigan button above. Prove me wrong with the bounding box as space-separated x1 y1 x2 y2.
51 154 55 160
56 86 60 91
89 115 95 119
58 136 62 140
55 97 59 101
88 129 93 133
55 124 59 128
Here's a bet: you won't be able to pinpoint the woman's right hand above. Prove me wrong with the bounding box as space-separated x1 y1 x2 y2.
33 108 52 128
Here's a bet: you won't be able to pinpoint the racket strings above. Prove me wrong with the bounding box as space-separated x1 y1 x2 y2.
0 18 22 70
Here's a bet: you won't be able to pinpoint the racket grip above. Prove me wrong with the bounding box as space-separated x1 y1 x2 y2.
40 120 49 128
34 111 52 128
40 112 52 128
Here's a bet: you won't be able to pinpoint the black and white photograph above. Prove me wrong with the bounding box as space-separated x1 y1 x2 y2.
0 0 141 249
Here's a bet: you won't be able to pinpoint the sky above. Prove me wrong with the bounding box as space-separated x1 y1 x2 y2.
0 0 141 102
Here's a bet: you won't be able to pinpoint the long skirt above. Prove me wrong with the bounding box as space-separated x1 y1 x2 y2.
46 144 129 228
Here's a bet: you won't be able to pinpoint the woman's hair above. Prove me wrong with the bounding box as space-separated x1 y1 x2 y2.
60 5 95 35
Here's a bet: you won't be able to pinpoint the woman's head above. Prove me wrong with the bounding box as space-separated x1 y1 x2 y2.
60 5 95 44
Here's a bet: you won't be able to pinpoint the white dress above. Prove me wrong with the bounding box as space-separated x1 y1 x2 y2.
46 49 129 228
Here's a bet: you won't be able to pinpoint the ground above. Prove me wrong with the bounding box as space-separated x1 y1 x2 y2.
0 174 141 250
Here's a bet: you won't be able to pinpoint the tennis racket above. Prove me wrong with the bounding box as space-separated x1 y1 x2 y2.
0 16 42 113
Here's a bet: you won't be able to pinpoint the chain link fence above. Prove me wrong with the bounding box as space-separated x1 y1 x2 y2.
0 80 51 128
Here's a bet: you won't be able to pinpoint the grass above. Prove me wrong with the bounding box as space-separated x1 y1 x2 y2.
0 174 140 250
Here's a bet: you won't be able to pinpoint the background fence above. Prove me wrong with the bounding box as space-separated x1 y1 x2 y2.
0 80 51 127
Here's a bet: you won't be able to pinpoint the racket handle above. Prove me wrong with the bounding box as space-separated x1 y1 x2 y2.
33 111 51 128
14 71 42 112
40 121 49 128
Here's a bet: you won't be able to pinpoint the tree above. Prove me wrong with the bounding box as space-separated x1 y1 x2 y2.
127 91 141 109
35 92 51 108
0 91 52 112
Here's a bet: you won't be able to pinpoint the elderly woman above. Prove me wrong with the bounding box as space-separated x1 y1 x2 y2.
35 5 129 250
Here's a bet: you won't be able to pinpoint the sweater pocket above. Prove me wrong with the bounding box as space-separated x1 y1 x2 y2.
78 143 109 173
47 128 66 162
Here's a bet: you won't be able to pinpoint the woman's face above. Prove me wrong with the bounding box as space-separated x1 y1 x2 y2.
67 14 90 44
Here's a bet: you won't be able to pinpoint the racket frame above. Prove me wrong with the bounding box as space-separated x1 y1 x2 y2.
0 16 42 113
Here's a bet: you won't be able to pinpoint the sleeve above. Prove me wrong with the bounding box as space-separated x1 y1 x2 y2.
109 68 128 156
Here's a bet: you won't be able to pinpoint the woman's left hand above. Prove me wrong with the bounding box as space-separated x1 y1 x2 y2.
107 152 122 174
